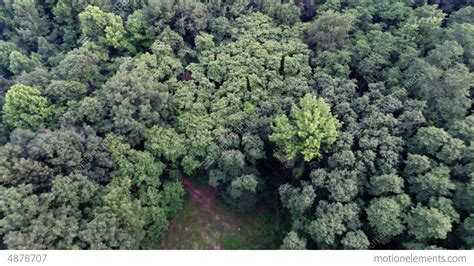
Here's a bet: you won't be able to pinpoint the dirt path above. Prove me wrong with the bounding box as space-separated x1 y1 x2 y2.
179 176 231 230
158 176 282 250
179 176 217 210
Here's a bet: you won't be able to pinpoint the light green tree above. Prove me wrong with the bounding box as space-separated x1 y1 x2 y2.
2 84 55 131
78 5 128 49
270 93 341 162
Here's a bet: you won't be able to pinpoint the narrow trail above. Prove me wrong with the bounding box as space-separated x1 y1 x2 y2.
163 176 230 249
179 176 218 210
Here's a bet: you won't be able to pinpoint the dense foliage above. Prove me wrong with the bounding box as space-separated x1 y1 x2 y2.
0 0 472 250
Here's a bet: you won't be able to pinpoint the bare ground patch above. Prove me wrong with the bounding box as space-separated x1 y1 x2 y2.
158 176 285 250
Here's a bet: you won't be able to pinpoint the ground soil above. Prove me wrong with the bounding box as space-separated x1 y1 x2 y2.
158 176 284 250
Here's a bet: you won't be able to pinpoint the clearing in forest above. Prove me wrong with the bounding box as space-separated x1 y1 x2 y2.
158 176 285 249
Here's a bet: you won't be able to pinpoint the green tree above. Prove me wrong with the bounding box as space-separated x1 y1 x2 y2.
410 127 465 165
0 127 113 188
8 50 37 75
341 230 369 250
158 180 186 219
222 174 259 212
44 80 87 106
145 126 186 164
81 178 146 249
406 42 472 126
448 6 474 25
53 47 101 87
99 52 181 145
78 5 128 49
366 197 406 244
0 0 49 52
106 135 184 248
428 197 460 224
454 180 474 213
173 0 210 40
306 201 361 248
281 231 307 250
279 183 316 217
0 0 472 251
367 174 404 196
2 84 55 131
305 11 353 52
458 215 474 248
406 204 452 241
256 0 301 25
397 4 445 51
270 93 341 162
408 166 455 202
0 174 100 249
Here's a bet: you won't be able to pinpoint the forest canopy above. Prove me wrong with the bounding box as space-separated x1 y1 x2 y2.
0 0 473 250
